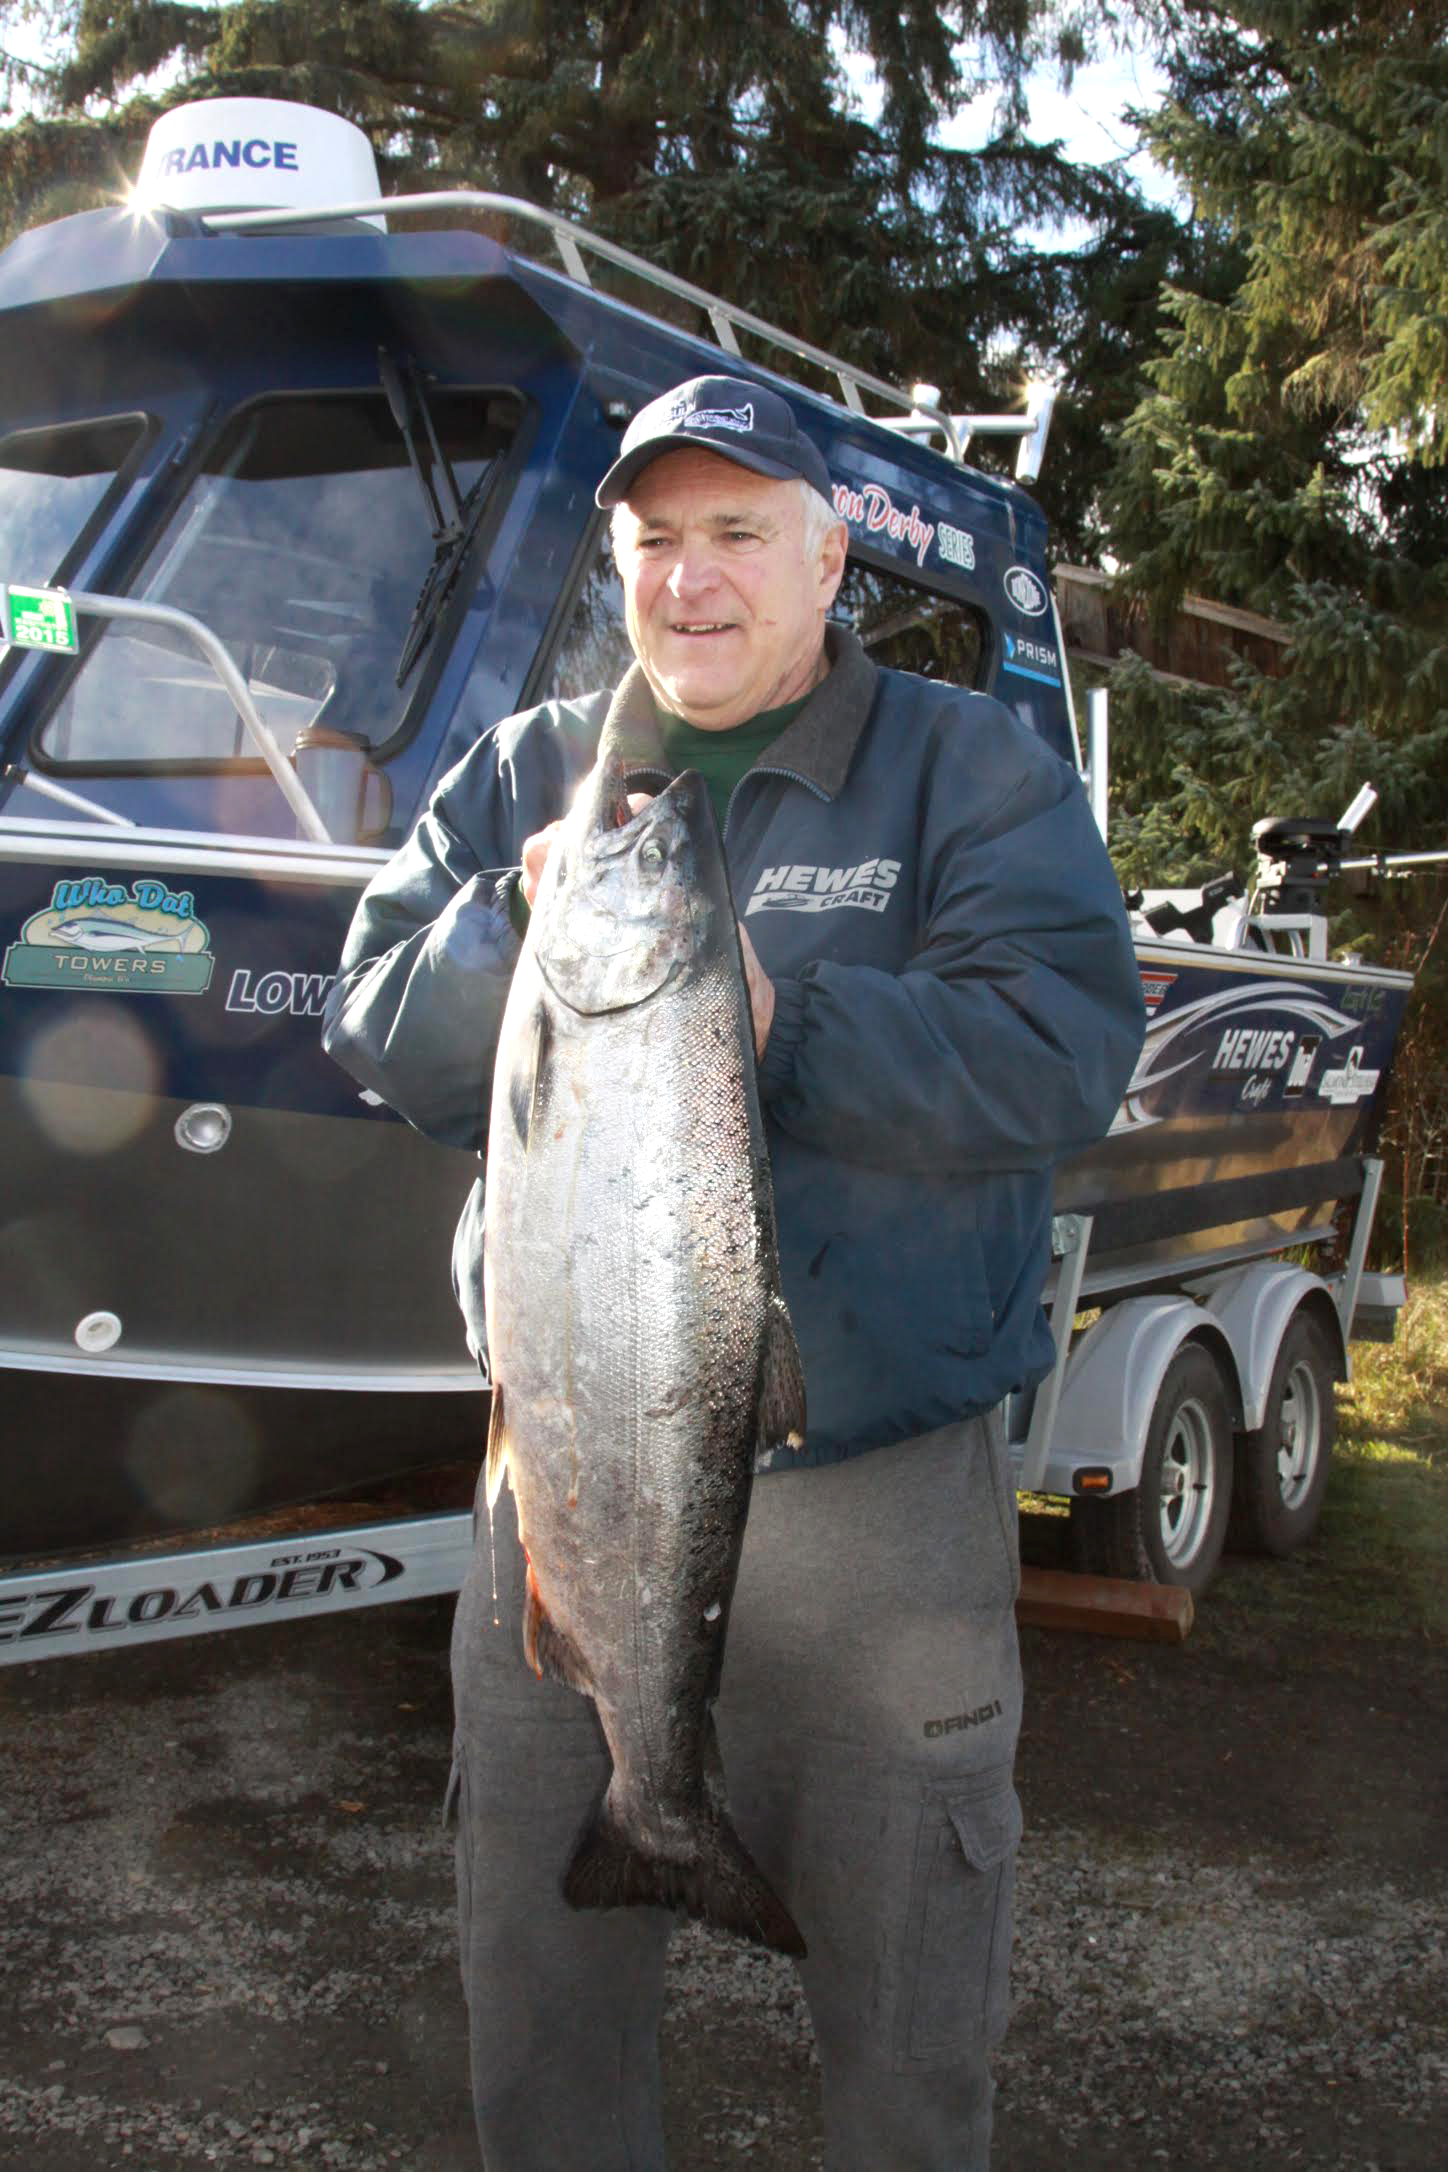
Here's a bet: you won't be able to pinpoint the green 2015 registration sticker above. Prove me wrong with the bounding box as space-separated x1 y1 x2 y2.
2 584 79 652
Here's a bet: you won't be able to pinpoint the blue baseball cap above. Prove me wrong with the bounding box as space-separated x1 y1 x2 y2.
596 374 833 507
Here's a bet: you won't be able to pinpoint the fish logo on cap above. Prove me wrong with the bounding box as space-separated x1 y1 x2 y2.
596 374 833 507
673 401 755 435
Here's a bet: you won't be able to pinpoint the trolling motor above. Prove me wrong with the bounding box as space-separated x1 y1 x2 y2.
1251 784 1379 917
1243 785 1378 957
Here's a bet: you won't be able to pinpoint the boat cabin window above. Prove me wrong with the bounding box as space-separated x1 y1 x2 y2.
543 533 987 703
544 531 635 701
35 389 518 769
0 417 147 597
832 561 986 686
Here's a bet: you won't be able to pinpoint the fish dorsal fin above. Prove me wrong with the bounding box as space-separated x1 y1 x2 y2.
757 1296 806 1461
484 1384 510 1510
527 1004 552 1143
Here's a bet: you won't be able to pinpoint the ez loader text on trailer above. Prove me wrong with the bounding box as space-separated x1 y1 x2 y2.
0 98 1415 1663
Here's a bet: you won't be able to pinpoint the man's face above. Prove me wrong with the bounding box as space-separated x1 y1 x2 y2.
613 449 846 730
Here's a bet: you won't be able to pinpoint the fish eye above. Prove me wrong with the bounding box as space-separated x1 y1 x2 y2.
639 838 667 868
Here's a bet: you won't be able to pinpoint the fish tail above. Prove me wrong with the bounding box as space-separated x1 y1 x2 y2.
563 1793 806 1959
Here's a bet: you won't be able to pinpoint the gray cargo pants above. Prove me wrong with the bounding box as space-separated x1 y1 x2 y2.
449 1412 1023 2171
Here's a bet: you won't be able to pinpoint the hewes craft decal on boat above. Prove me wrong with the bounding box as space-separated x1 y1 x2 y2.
1212 1026 1299 1073
1109 981 1363 1134
1003 566 1048 617
744 858 901 916
2 876 214 994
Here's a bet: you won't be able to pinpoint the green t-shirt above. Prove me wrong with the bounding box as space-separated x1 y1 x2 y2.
509 695 806 935
654 697 807 834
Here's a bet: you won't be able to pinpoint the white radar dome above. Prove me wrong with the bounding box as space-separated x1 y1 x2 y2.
133 99 383 223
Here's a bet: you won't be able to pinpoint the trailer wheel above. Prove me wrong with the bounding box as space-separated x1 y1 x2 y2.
1070 1343 1234 1595
1227 1312 1337 1558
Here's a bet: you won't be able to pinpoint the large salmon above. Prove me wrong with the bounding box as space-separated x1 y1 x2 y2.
479 754 807 1956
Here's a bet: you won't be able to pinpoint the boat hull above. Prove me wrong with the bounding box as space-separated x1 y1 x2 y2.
1057 941 1412 1295
0 845 1414 1558
0 825 485 1555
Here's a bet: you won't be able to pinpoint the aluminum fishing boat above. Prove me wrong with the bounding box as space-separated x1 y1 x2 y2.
0 99 1412 1558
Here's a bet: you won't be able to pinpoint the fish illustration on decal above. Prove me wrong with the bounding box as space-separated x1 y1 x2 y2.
52 916 187 955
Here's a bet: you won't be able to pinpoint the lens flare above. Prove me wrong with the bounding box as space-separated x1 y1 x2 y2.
18 1005 162 1154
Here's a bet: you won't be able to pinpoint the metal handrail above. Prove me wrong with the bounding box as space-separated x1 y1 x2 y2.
198 190 1054 476
1 763 135 826
68 591 332 842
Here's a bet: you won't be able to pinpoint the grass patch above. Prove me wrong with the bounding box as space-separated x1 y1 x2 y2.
1203 1275 1448 1649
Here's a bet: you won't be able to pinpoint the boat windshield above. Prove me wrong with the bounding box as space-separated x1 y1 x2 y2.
36 388 518 768
0 417 147 600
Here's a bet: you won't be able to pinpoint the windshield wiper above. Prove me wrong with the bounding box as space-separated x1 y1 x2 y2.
379 349 492 689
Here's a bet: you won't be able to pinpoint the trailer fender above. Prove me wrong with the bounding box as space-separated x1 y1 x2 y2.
1195 1264 1347 1432
1045 1297 1241 1495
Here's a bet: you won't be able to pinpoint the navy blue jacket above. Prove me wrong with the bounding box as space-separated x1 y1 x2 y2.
322 628 1144 1466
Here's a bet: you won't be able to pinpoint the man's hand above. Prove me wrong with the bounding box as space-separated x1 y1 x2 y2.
739 922 775 1060
519 819 564 909
519 789 655 907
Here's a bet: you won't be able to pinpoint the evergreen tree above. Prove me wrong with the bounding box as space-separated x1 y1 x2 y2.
1103 0 1448 887
0 0 1186 559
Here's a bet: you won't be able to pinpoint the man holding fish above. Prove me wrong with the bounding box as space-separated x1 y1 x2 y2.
324 375 1143 2169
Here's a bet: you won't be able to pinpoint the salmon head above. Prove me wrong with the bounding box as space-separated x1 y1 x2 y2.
531 752 736 1015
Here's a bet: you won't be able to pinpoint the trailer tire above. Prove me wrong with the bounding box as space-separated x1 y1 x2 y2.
1070 1343 1234 1596
1227 1312 1337 1558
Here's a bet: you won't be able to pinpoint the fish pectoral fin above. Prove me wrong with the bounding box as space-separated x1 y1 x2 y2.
757 1296 807 1459
523 1563 593 1695
484 1386 510 1511
507 1001 553 1151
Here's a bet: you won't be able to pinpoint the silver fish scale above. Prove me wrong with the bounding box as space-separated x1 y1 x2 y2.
481 762 805 1950
488 945 772 1846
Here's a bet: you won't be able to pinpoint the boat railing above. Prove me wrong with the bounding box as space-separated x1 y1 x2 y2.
24 590 332 841
0 761 134 827
197 192 1056 481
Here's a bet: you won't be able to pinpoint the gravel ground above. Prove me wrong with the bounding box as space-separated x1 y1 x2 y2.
1 1593 1444 2169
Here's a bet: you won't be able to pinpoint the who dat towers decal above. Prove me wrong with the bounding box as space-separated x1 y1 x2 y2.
3 875 214 994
